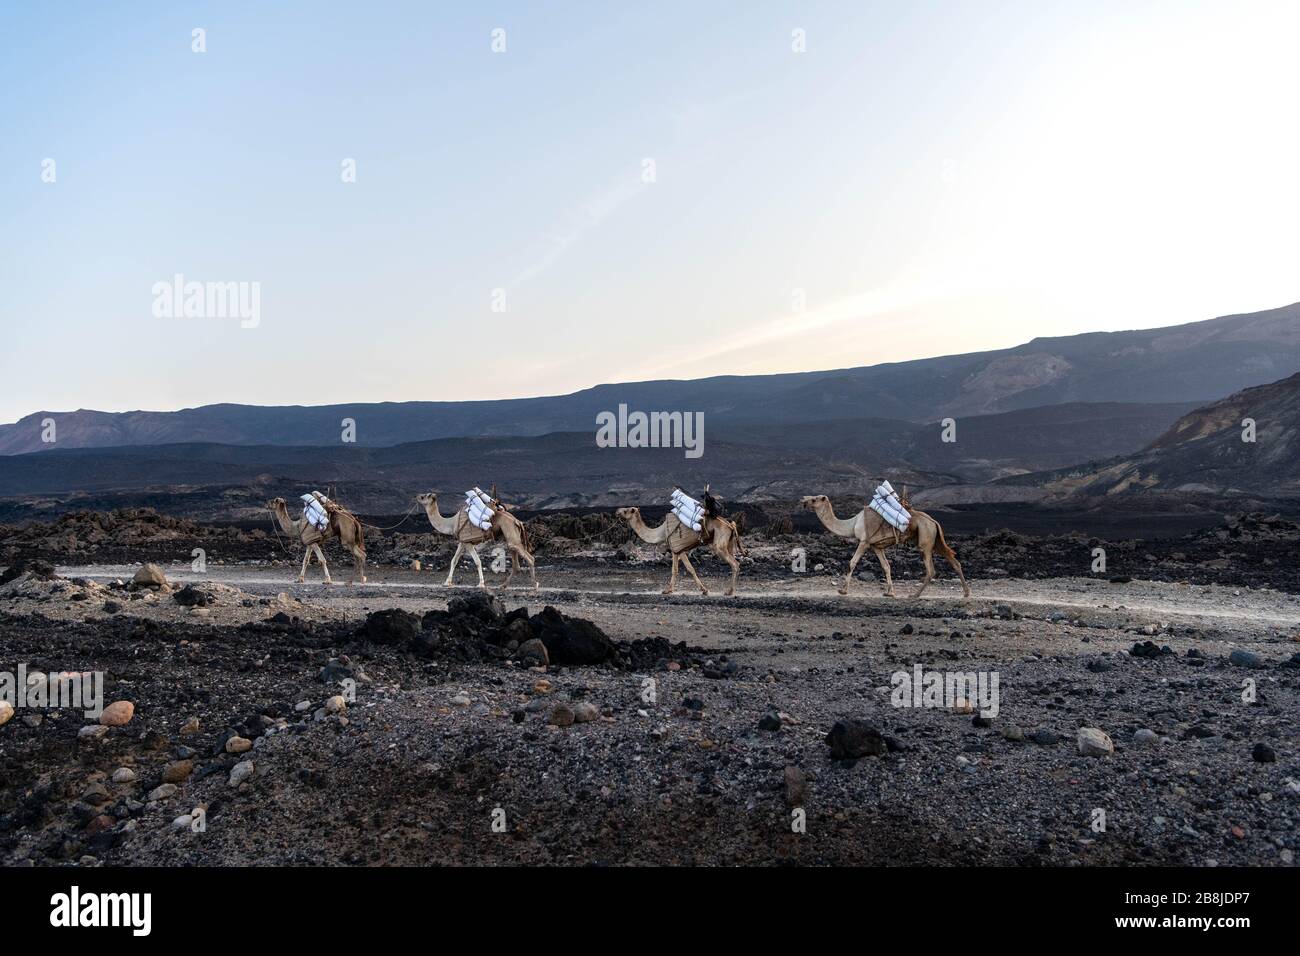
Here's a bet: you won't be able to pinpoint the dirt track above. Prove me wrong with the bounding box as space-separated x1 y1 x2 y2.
2 546 1298 867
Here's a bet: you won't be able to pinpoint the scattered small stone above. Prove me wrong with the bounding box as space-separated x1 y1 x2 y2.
1133 728 1159 747
1252 743 1276 763
99 700 135 727
130 562 169 590
1077 727 1114 757
225 735 252 754
111 767 136 784
229 760 255 786
78 724 110 741
161 760 194 784
516 638 550 667
1229 649 1263 668
1131 641 1174 659
1000 723 1025 741
0 701 13 727
148 784 177 801
179 717 200 736
449 694 471 708
324 695 348 714
758 712 782 732
85 815 116 836
571 702 600 723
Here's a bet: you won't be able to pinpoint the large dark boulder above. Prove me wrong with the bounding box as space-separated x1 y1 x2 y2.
0 557 57 585
447 592 506 623
530 606 615 665
360 608 420 645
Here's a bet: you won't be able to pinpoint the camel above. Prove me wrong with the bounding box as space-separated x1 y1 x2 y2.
616 506 744 596
800 494 969 599
267 497 367 585
415 492 537 589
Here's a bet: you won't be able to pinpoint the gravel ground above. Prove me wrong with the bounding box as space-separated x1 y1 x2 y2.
1 546 1298 867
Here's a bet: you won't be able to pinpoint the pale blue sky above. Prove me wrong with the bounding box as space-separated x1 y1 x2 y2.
2 0 1298 423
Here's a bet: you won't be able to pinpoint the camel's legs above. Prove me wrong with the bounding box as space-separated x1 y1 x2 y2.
518 547 538 589
913 547 936 598
445 543 464 586
465 545 485 588
717 544 739 595
313 544 334 584
498 549 518 590
841 539 869 595
664 553 679 594
947 552 970 598
679 552 709 595
348 545 364 585
874 547 895 597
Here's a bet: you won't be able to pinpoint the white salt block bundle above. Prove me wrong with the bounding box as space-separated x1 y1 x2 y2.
300 492 331 531
464 487 495 531
869 481 910 531
670 488 705 532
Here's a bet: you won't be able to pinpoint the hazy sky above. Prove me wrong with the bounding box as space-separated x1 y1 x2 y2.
2 0 1298 423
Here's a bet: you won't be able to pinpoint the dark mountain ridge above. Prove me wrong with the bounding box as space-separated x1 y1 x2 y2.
4 302 1298 454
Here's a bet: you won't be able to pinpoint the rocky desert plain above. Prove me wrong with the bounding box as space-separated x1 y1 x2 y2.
1 505 1297 867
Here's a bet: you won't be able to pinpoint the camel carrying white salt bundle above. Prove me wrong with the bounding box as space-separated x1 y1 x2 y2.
869 481 911 532
464 487 496 531
670 488 706 532
300 492 332 532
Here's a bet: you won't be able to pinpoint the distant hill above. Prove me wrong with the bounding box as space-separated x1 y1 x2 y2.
3 302 1298 455
1013 372 1300 499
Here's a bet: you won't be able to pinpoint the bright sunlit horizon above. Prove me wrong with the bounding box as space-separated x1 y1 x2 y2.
3 0 1299 422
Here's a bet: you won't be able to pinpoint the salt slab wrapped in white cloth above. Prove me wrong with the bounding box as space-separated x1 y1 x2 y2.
670 489 704 532
868 483 910 531
300 493 331 532
464 488 495 531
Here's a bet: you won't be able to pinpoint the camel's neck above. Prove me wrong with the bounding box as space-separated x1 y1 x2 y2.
422 501 459 536
273 504 305 539
815 501 860 538
626 513 670 545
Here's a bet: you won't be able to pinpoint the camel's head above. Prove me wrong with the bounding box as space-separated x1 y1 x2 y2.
415 492 436 507
614 506 640 522
800 495 829 511
267 497 286 510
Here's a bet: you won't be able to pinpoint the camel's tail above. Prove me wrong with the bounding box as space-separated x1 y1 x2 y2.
729 519 746 558
934 520 955 560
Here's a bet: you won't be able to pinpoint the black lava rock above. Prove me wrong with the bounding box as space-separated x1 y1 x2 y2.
825 720 887 759
530 605 615 665
172 584 211 607
360 608 420 645
1252 743 1276 763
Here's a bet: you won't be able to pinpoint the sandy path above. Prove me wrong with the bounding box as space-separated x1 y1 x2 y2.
58 564 1300 629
